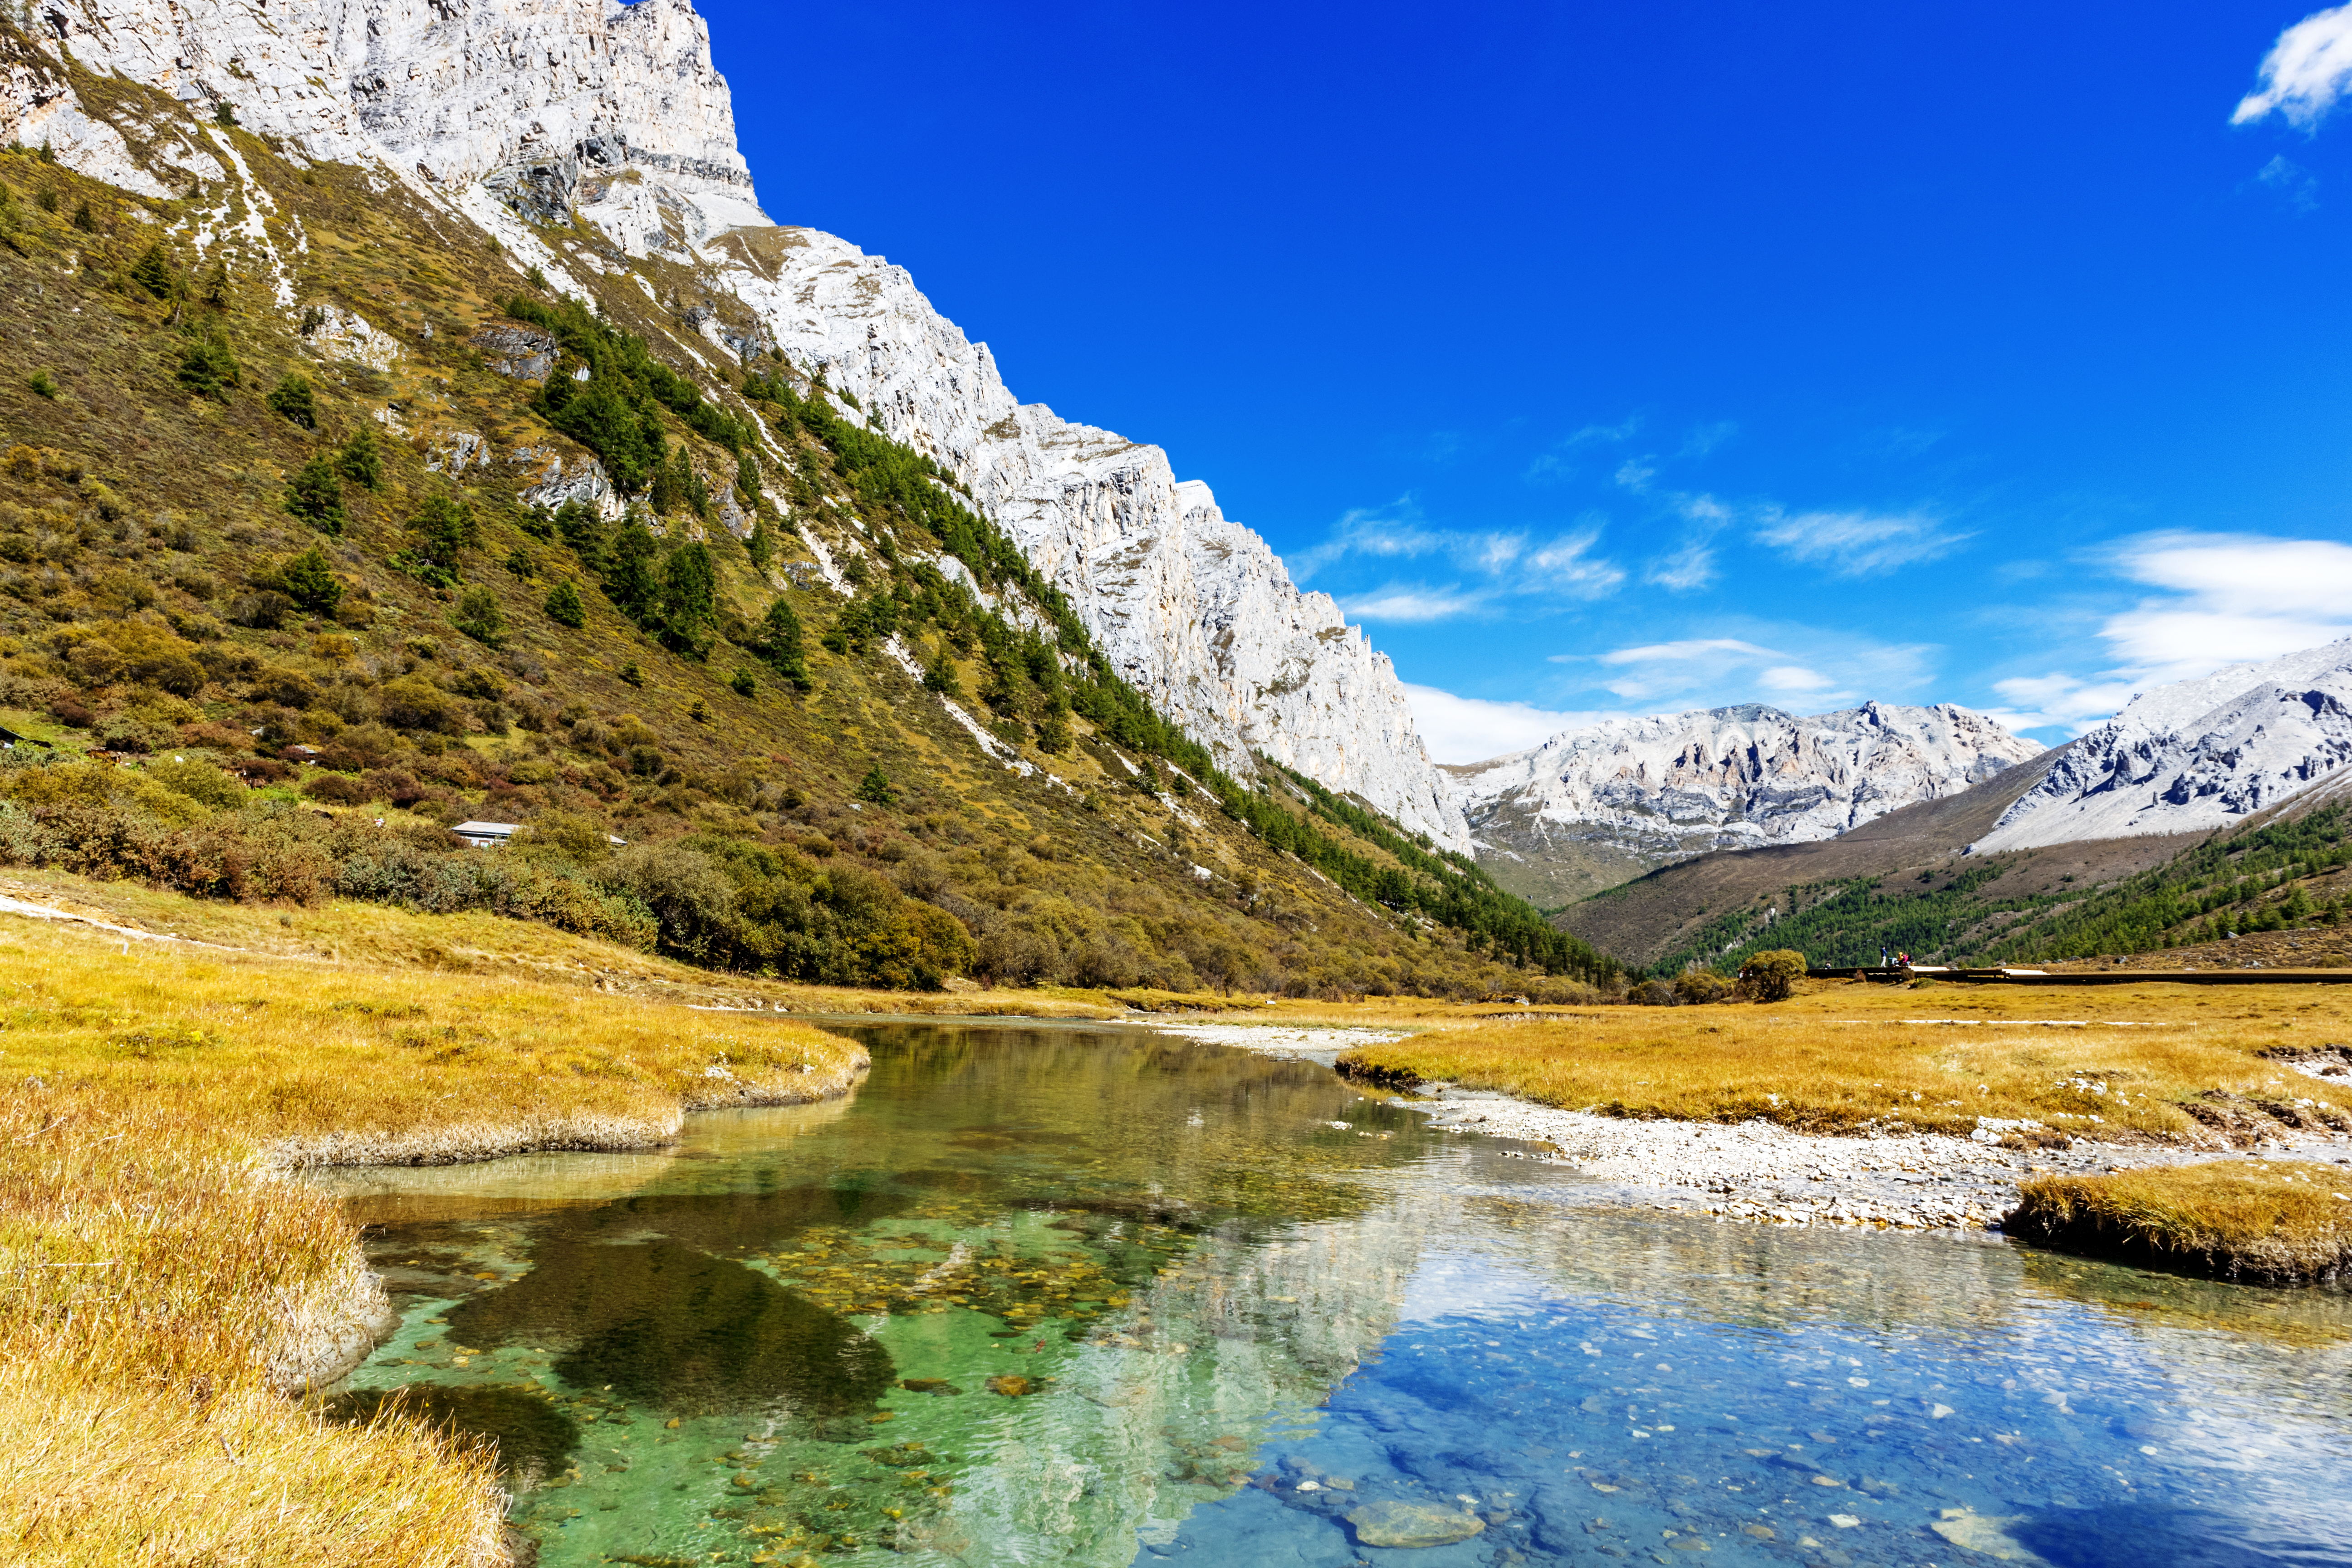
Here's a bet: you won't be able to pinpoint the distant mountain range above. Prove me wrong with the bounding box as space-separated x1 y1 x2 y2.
1445 701 2043 905
1549 638 2352 972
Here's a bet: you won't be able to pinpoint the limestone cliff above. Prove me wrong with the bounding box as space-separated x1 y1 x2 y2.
4 0 1469 849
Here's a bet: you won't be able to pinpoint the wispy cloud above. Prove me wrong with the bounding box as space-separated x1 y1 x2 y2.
1678 421 1739 458
2257 153 2322 211
1337 584 1496 623
1557 631 1930 710
1303 500 1624 622
2234 3 2352 128
1980 672 2141 737
1645 538 1717 592
1753 508 1971 577
1525 415 1642 482
1401 685 1613 764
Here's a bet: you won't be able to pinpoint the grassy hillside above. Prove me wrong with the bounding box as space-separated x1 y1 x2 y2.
1613 775 2352 979
0 78 1613 1002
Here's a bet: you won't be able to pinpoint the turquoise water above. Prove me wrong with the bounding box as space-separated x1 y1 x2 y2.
314 1021 2352 1568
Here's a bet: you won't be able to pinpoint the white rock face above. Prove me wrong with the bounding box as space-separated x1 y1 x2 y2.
1973 639 2352 853
4 0 1468 850
1455 701 2043 858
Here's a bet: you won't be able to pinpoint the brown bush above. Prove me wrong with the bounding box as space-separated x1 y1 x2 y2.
299 774 370 806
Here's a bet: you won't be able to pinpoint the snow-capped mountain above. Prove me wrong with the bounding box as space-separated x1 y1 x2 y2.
3 0 1468 850
1449 702 2044 902
1973 639 2352 853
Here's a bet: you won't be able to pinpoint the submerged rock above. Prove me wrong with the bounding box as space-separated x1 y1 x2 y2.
1344 1499 1486 1548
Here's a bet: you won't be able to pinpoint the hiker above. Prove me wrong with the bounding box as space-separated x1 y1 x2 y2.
1879 943 1891 968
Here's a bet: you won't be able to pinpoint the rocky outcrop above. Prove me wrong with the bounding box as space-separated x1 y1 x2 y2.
0 0 1469 849
1974 639 2352 854
1452 702 2042 902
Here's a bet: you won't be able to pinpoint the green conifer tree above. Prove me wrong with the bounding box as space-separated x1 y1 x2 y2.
543 577 585 627
282 455 346 535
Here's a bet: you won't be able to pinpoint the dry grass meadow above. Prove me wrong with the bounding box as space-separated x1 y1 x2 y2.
1328 978 2352 1141
2010 1161 2352 1284
0 908 866 1567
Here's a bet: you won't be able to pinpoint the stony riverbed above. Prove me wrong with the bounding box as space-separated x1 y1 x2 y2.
1152 1023 2352 1233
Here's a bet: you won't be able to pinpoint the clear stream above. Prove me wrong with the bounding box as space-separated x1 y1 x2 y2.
312 1020 2352 1568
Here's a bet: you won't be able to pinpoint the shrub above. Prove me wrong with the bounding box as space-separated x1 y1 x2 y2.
451 585 507 648
1672 968 1735 1005
1629 978 1678 1006
1739 949 1808 1004
855 766 896 807
542 578 584 627
27 371 57 400
374 675 461 733
300 772 370 805
229 590 295 630
176 335 239 401
729 669 755 699
283 455 346 535
266 374 316 429
143 758 245 809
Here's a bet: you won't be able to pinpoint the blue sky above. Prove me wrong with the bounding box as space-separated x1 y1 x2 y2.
704 1 2352 761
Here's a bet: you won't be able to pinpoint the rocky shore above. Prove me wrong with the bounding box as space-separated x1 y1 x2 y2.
1157 1023 2352 1232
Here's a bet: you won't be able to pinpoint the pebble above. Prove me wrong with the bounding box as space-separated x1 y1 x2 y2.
1404 1085 2352 1233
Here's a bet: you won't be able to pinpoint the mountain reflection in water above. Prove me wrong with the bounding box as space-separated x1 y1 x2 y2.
310 1020 2352 1568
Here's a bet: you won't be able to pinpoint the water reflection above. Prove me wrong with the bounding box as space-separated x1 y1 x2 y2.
316 1021 2352 1568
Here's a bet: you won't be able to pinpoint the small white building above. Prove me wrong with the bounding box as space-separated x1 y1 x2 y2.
451 820 520 850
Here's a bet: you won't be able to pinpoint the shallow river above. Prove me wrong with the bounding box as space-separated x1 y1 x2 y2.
314 1020 2352 1568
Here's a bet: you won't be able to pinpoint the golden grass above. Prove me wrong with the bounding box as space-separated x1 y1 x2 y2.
2009 1161 2352 1284
1330 979 2352 1139
0 914 867 1567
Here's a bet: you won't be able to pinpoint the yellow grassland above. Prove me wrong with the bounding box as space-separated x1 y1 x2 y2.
1328 978 2352 1139
2010 1161 2352 1284
0 911 866 1567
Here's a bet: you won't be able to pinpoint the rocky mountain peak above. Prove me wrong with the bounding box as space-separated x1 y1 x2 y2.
1973 638 2352 853
4 0 1469 848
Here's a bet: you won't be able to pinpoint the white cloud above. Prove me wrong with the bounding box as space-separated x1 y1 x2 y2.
1974 532 2352 738
2101 531 2352 678
1301 500 1622 621
1522 531 1626 598
1613 457 1658 493
1758 664 1837 695
1645 539 1717 592
1597 637 1778 666
2234 3 2352 128
1401 685 1609 764
1569 632 1930 708
1981 672 2141 738
1754 508 1971 576
1338 584 1494 623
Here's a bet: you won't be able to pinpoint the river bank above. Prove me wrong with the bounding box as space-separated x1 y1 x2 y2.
1148 1016 2352 1234
0 912 868 1568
